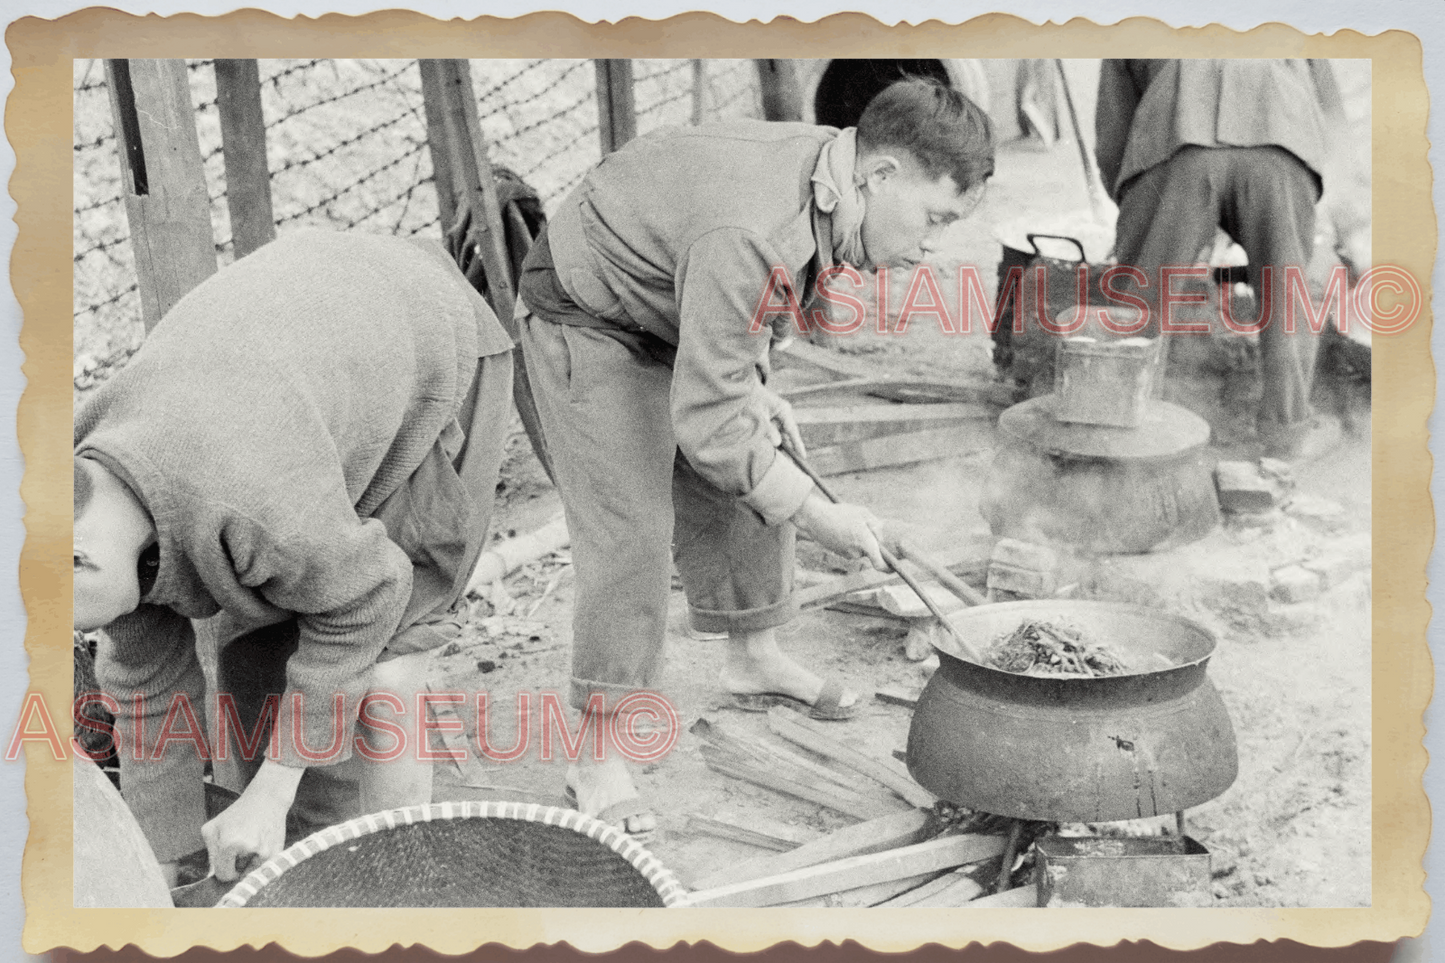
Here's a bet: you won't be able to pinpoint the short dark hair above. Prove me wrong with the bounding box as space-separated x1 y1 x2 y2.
75 456 93 518
857 78 995 192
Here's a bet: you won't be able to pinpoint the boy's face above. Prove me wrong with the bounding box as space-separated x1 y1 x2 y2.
73 477 142 632
858 152 985 271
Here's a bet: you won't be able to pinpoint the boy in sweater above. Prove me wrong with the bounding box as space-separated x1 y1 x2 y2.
74 230 513 884
516 79 993 832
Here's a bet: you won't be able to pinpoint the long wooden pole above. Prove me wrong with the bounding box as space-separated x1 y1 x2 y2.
214 59 276 260
754 59 802 122
594 59 636 155
104 59 216 331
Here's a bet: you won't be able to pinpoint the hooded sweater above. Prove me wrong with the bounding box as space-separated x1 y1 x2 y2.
75 230 511 860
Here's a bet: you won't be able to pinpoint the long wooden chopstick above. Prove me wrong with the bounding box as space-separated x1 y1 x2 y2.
779 439 987 664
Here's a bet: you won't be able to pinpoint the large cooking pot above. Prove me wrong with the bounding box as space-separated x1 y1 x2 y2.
906 600 1237 823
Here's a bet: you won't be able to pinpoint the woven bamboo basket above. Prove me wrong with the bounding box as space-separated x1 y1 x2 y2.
217 800 687 908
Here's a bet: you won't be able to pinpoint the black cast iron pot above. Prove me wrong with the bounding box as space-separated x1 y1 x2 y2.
907 600 1238 823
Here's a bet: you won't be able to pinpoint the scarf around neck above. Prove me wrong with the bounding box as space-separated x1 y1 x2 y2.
810 127 866 267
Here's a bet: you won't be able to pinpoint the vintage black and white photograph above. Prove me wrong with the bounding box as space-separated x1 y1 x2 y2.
69 52 1377 914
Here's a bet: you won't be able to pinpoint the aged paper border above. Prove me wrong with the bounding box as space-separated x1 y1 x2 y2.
9 9 1432 956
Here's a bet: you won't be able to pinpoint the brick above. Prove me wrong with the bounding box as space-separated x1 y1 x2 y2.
1270 565 1322 603
1215 461 1278 513
987 561 1055 598
1302 552 1366 589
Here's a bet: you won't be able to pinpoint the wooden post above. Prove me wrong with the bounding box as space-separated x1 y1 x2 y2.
419 59 554 480
690 59 706 124
755 59 802 123
104 59 217 331
214 59 275 260
417 59 515 326
594 59 636 155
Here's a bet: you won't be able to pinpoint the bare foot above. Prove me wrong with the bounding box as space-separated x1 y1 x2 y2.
719 627 858 711
567 755 657 835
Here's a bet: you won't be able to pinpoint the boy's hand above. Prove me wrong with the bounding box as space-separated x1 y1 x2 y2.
760 391 806 458
202 759 304 881
791 491 890 571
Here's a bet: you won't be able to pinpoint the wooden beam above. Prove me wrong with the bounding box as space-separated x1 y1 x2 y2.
767 707 937 809
684 833 1007 908
809 422 995 477
795 403 990 448
689 718 881 799
874 866 987 907
594 59 636 155
685 814 814 852
700 745 904 821
417 59 516 327
795 542 989 610
213 59 275 260
962 884 1037 908
690 59 706 125
691 807 934 892
754 60 802 122
105 58 216 331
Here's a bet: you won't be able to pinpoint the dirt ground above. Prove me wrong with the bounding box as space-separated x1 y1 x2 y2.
419 137 1372 908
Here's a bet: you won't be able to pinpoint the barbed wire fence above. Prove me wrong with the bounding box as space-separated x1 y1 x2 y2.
73 58 764 395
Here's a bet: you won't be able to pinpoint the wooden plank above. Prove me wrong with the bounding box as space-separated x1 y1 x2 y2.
796 544 988 610
796 403 990 448
105 59 217 331
777 339 875 378
594 59 636 155
809 423 995 477
767 707 937 809
778 869 952 908
690 718 884 799
700 746 902 821
685 814 811 852
874 687 921 710
417 59 516 327
875 866 987 907
685 833 1007 908
690 807 934 892
755 59 802 122
690 59 705 125
213 59 275 260
961 884 1038 908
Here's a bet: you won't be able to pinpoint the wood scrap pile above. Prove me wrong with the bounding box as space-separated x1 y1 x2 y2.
772 341 1005 478
682 706 1035 908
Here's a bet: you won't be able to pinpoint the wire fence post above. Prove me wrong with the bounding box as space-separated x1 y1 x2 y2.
690 59 706 125
754 59 802 122
214 59 277 260
594 59 636 155
418 58 516 325
103 58 217 331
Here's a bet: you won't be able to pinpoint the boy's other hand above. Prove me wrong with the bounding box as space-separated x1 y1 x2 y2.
202 759 305 881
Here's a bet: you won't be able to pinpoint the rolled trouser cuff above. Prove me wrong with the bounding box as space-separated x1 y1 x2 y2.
688 593 799 634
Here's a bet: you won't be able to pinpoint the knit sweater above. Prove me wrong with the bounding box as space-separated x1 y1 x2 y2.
540 121 840 525
75 230 511 860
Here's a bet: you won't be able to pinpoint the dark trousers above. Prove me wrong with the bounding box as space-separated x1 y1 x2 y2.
1113 145 1322 448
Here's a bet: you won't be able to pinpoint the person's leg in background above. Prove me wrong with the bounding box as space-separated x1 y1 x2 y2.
517 315 674 833
672 454 858 717
1220 146 1326 459
1110 146 1227 387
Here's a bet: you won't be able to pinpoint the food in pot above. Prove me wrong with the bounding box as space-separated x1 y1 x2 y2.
985 619 1130 677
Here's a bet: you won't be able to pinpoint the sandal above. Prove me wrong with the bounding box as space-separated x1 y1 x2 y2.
562 783 657 837
729 677 858 721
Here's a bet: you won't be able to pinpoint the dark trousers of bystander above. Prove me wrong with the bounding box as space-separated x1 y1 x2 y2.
1112 144 1323 456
